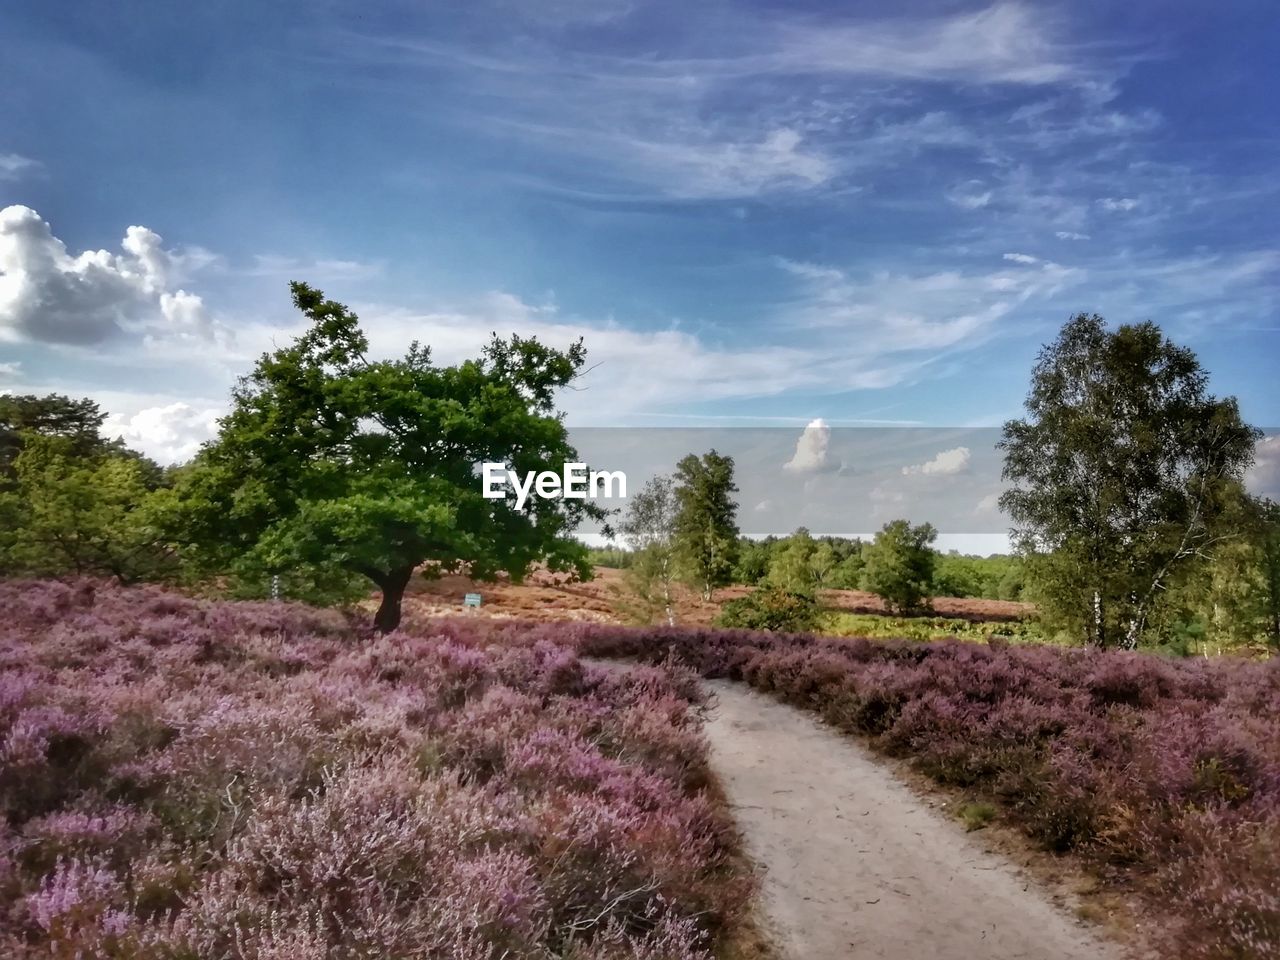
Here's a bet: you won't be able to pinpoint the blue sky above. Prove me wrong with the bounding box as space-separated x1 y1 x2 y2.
1 0 1277 472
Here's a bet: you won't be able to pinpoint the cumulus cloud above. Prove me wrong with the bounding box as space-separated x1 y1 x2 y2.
0 206 222 346
1002 252 1039 264
104 402 223 465
0 154 40 181
902 446 971 476
783 418 834 474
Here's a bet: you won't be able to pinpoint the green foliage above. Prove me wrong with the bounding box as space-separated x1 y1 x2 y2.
1258 498 1280 651
958 801 998 832
0 434 176 584
616 475 679 625
931 552 1027 601
732 536 776 585
0 394 110 477
612 545 680 625
585 546 633 569
1160 493 1280 654
169 282 601 631
860 519 937 613
1000 314 1260 649
672 450 740 600
717 585 819 633
822 611 1047 644
766 528 865 592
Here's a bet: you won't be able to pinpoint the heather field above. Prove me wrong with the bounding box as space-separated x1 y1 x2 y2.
0 580 752 959
4 580 1279 959
564 622 1280 959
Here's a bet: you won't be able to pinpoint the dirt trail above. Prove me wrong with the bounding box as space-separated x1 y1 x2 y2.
700 679 1122 960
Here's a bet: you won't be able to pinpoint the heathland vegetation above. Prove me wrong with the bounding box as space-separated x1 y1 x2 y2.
1 287 1278 957
2 292 1275 654
570 619 1280 960
0 579 753 959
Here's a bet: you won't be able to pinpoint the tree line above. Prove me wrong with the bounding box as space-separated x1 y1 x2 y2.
1 287 1276 652
602 522 1025 607
608 315 1278 652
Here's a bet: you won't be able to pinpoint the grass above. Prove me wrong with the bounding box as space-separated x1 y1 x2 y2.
957 801 998 832
820 610 1050 644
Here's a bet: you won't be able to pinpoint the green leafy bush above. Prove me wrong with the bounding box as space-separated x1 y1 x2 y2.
717 586 819 633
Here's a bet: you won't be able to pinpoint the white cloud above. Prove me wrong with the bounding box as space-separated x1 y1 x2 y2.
783 418 833 474
505 123 837 199
506 0 635 25
776 256 1082 356
317 292 827 422
975 491 1002 515
947 180 993 209
104 402 224 465
247 254 384 281
1098 196 1139 212
0 206 223 346
0 154 40 181
351 3 1103 201
1002 252 1039 264
1055 231 1090 240
902 446 971 476
1246 435 1280 500
769 3 1088 85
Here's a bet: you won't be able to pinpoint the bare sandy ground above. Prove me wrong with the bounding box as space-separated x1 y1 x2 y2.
701 679 1122 960
402 567 1034 627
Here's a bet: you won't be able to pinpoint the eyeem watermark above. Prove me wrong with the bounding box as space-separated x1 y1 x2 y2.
481 462 627 510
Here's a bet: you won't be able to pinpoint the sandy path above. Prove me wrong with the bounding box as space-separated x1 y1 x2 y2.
701 679 1121 960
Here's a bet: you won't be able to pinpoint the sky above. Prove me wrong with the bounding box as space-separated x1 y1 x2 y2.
1 0 1278 532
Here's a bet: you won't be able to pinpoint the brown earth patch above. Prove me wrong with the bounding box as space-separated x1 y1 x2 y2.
400 566 1034 627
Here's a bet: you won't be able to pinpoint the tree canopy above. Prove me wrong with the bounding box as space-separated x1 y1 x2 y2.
860 519 937 613
172 282 602 631
999 314 1259 648
672 450 740 600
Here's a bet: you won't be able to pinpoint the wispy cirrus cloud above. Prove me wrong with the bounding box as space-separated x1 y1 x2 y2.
246 254 384 281
326 3 1126 201
775 254 1082 352
0 153 40 181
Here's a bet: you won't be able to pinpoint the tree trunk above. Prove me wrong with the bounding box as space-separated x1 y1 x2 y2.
1091 589 1106 648
373 566 415 633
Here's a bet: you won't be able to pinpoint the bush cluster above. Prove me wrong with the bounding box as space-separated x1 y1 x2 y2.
716 586 819 633
564 621 1280 960
0 580 748 959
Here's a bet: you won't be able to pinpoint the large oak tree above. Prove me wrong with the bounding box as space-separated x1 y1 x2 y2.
174 283 601 631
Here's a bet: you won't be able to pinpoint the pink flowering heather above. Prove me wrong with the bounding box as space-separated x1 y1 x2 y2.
557 620 1280 960
0 579 749 959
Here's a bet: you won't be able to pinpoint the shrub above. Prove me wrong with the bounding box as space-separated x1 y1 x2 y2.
859 519 937 613
0 579 750 959
717 586 819 633
566 619 1280 959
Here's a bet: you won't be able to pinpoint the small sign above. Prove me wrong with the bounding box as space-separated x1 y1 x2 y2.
463 593 482 608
